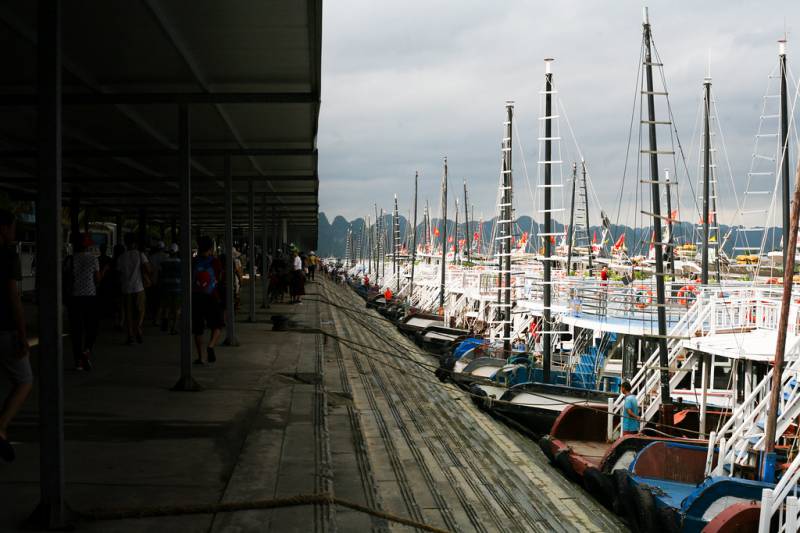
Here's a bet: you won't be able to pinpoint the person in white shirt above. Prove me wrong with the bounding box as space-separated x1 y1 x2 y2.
289 250 304 304
116 233 151 344
65 233 103 370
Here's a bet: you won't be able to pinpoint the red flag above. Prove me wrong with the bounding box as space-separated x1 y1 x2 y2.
550 235 556 244
592 231 597 244
434 227 440 237
447 236 453 243
613 233 625 250
473 231 480 240
520 231 529 244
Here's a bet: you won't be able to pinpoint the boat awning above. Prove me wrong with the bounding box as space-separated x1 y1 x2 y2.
681 329 797 361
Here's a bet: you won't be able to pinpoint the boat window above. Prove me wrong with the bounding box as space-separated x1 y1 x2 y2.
712 358 733 390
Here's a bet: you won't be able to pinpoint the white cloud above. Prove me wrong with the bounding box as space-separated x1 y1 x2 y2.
319 0 800 231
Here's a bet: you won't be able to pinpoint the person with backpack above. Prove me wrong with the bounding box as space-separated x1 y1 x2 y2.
192 236 224 365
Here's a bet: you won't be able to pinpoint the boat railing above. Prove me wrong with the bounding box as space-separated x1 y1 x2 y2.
760 454 800 532
607 294 712 440
710 335 800 479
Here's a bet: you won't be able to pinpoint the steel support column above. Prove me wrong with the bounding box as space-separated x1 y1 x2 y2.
172 104 200 391
261 193 268 308
69 188 79 245
223 156 239 346
30 0 67 527
248 179 256 322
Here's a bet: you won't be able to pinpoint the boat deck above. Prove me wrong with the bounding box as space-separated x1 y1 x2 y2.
562 440 611 467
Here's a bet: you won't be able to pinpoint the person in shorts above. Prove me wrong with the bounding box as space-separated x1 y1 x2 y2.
192 236 224 365
0 209 33 462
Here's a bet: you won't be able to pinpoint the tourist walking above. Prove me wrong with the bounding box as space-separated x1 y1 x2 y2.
192 236 224 365
307 251 317 281
147 241 168 324
0 209 32 462
64 233 102 370
117 233 151 344
158 243 182 334
289 249 305 303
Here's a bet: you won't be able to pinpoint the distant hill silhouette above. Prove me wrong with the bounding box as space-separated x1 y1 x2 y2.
316 212 780 259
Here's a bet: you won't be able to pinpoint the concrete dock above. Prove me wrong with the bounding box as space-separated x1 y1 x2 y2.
0 278 625 532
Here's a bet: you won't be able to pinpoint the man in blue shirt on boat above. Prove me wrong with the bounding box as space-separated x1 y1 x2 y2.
621 381 640 435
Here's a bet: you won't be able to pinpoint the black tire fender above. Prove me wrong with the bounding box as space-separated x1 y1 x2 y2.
632 484 660 533
538 435 555 463
583 467 614 509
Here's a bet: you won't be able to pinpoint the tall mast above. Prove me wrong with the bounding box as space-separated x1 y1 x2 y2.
464 179 471 262
454 197 460 260
499 102 514 354
583 161 593 274
380 207 385 281
665 169 675 282
780 39 791 270
542 60 554 383
643 7 672 426
701 75 712 284
439 157 448 311
367 215 372 275
393 195 400 293
763 157 800 481
410 171 418 303
567 162 577 275
425 200 431 263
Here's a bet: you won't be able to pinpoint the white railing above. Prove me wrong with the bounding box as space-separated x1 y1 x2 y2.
607 295 712 440
708 338 800 479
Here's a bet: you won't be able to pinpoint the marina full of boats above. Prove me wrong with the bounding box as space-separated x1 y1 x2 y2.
326 8 800 533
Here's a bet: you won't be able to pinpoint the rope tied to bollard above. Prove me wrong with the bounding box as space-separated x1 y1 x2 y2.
77 493 451 533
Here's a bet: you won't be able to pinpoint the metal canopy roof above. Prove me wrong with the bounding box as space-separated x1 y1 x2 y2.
0 0 322 248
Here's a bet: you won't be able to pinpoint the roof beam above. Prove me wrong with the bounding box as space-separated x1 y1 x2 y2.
0 174 316 183
0 92 317 105
0 147 316 158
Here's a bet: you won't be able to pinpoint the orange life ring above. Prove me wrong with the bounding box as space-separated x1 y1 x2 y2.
767 277 780 285
677 284 699 307
633 285 653 309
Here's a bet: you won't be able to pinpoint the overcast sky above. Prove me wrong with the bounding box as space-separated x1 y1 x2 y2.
318 1 800 230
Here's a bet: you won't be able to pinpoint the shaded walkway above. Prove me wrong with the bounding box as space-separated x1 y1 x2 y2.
0 278 625 531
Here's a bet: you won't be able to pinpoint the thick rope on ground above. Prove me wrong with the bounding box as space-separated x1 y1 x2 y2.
78 493 450 533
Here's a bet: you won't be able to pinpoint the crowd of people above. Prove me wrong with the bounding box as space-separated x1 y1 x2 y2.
266 248 317 305
0 205 323 462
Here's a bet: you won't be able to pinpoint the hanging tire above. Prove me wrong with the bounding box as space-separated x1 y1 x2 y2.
631 484 660 533
612 469 632 517
554 450 579 482
538 435 555 463
470 385 488 410
584 467 614 509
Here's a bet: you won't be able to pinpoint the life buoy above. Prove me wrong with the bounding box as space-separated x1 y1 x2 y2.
633 285 653 309
767 277 780 285
677 284 699 306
